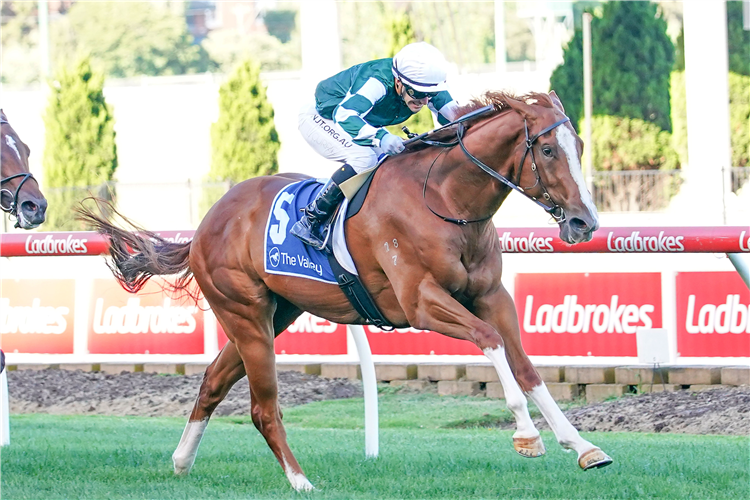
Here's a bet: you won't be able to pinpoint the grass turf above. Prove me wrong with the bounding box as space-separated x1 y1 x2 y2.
2 392 748 500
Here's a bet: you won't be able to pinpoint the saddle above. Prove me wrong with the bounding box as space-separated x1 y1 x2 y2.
325 170 394 330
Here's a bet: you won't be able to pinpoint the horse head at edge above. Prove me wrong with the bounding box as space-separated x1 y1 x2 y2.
446 91 599 245
0 109 47 229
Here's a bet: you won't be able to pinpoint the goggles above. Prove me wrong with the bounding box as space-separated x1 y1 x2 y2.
401 82 439 100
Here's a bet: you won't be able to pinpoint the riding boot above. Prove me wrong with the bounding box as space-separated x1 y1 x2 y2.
290 179 345 250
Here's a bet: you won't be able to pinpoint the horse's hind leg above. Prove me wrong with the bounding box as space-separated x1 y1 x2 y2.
173 297 303 476
479 286 612 470
173 341 246 474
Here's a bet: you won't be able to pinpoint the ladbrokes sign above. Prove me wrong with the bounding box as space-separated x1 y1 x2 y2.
515 273 662 356
217 312 347 355
0 279 76 354
88 279 204 354
676 272 749 357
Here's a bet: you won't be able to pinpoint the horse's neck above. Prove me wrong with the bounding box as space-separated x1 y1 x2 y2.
431 121 520 219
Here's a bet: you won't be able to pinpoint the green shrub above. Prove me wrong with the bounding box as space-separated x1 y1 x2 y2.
585 115 679 171
42 57 117 230
670 71 749 167
550 1 673 132
208 60 279 184
729 73 749 167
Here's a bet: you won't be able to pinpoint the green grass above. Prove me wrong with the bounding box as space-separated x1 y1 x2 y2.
2 393 748 500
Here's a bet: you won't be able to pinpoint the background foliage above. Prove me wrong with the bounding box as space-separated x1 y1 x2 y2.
208 60 279 184
51 2 214 79
42 57 117 230
550 1 674 132
584 115 679 171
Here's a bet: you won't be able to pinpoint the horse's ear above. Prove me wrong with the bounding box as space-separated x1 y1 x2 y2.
548 91 566 113
504 96 536 120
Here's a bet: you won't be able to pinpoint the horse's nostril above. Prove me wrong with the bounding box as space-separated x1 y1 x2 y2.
569 217 589 232
21 201 38 214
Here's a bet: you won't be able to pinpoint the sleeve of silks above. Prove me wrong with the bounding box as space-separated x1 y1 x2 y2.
430 91 461 125
333 77 390 147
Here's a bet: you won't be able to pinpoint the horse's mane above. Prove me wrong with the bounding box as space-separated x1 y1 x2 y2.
453 91 554 119
404 91 554 152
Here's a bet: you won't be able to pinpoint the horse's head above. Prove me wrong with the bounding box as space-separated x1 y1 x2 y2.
1 110 47 229
503 92 599 244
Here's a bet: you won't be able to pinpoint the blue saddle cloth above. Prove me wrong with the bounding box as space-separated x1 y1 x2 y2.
264 179 337 284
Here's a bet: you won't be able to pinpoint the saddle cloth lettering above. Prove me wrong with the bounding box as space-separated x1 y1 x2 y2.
264 179 338 284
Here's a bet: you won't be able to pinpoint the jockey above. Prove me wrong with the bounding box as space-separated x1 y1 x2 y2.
292 41 460 250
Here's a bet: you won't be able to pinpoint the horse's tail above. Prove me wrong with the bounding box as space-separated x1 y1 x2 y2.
75 199 195 295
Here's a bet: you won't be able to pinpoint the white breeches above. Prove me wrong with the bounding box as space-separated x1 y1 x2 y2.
298 103 383 174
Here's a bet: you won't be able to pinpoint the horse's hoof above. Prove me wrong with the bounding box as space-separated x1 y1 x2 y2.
578 448 613 470
513 435 546 458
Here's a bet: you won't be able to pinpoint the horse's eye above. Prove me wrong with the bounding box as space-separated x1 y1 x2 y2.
542 146 553 157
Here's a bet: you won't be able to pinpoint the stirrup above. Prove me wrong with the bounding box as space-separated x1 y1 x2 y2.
290 218 331 251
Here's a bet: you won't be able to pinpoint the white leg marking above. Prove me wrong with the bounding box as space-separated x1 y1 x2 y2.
527 384 596 457
484 347 538 439
282 455 314 491
172 418 209 475
556 125 599 220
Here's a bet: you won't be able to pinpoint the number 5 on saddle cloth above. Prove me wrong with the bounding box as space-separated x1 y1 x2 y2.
264 176 391 328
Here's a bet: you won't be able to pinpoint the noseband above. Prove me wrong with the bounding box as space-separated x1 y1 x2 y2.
421 113 570 226
0 118 37 223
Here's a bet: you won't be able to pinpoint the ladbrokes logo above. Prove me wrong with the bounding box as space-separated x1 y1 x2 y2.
286 313 338 334
93 297 198 334
25 234 88 254
153 232 192 244
522 294 655 334
685 294 749 334
607 231 685 252
499 231 553 253
0 297 69 334
740 231 750 252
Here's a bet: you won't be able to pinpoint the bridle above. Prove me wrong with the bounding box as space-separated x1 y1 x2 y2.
421 112 570 226
0 117 36 221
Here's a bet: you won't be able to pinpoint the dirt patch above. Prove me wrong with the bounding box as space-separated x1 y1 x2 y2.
6 369 749 435
545 387 750 436
7 369 362 418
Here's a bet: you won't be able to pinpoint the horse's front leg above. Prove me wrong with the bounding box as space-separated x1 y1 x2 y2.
406 280 543 457
475 285 613 470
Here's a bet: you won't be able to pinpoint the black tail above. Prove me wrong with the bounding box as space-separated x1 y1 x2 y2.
75 198 194 294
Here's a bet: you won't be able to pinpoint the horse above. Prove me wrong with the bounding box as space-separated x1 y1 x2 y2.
0 109 47 229
78 91 611 492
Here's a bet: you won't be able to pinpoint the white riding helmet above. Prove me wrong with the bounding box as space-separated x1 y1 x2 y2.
392 42 449 93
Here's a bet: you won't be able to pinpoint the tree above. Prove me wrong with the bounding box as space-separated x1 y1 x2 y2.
52 2 214 78
43 57 117 230
208 60 279 184
549 27 584 130
727 1 750 76
550 2 674 132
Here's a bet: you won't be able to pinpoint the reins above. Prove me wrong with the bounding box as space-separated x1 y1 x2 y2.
416 109 570 226
0 117 37 222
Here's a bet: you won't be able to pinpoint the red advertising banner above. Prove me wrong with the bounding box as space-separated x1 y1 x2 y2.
88 279 205 354
676 272 750 357
217 313 348 355
515 273 663 356
365 326 482 355
0 279 76 354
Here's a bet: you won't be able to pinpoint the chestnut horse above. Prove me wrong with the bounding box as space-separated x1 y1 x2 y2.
79 91 611 491
1 110 47 229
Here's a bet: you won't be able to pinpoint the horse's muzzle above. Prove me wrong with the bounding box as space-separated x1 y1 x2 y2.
559 216 598 245
17 197 47 229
